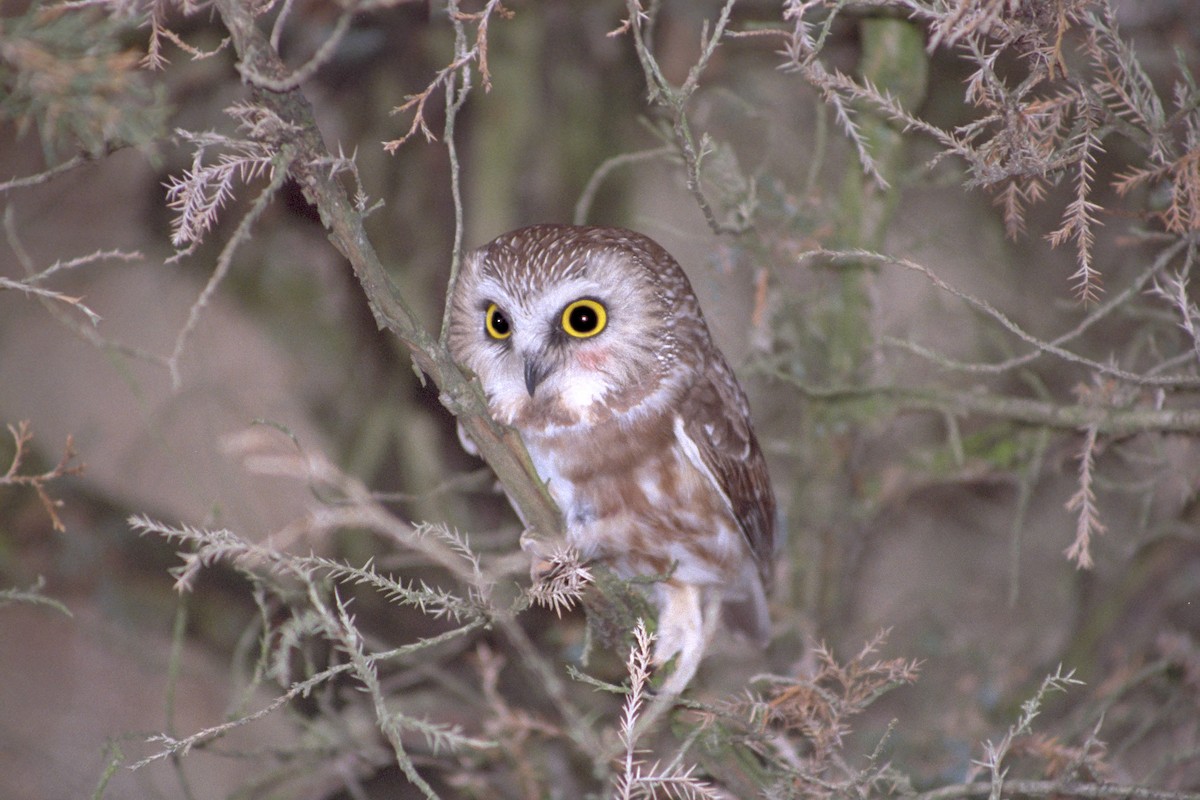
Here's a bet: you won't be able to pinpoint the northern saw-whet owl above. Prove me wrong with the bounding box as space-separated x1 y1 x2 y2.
448 224 775 692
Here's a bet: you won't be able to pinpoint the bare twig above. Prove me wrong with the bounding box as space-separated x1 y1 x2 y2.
0 274 101 325
167 146 292 388
574 146 674 225
383 0 512 151
0 154 89 192
3 208 168 366
239 11 353 92
767 374 1200 436
618 0 754 235
1147 268 1200 363
0 575 73 617
1 421 84 532
804 247 1200 388
438 0 479 346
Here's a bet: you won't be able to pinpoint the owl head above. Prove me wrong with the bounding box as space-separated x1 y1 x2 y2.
448 225 708 426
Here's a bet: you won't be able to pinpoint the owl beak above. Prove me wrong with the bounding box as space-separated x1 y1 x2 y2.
523 356 549 397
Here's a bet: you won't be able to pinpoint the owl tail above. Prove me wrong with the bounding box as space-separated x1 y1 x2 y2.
721 567 771 648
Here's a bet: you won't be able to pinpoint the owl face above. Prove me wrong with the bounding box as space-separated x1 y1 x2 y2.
449 226 691 427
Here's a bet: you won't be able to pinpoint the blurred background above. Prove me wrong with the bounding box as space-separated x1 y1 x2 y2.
1 1 1199 797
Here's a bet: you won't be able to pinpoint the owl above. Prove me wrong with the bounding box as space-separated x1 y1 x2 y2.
448 224 775 692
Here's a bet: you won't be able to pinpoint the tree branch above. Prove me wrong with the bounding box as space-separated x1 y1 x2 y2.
805 247 1200 388
910 779 1200 800
773 377 1200 436
208 0 562 542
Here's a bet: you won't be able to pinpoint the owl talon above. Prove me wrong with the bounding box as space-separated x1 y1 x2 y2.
530 556 555 583
651 583 708 694
519 530 557 582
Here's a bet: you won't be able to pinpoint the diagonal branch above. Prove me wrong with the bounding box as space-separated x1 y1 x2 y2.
208 0 562 545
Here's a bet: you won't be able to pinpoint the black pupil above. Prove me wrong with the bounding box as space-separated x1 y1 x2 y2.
569 305 598 333
490 308 509 335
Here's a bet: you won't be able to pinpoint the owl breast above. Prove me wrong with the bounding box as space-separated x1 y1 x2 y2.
448 224 776 673
519 401 749 589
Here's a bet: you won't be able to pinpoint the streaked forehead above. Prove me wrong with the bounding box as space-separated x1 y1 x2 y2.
477 226 599 291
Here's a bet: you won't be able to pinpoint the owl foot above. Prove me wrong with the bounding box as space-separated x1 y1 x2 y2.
652 583 721 695
519 530 557 582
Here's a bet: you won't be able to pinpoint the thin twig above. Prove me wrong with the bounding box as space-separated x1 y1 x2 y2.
130 609 487 770
240 10 353 92
620 0 753 235
1 421 85 532
0 154 89 193
0 576 73 617
0 275 101 325
168 150 292 389
21 248 142 285
573 145 674 225
439 0 475 346
765 373 1200 436
804 247 1200 388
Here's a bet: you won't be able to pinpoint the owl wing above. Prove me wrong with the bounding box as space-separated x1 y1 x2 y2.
675 356 776 586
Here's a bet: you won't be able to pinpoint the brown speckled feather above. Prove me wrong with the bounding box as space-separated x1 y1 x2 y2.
677 354 776 588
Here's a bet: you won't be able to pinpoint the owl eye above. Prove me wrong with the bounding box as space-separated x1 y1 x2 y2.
561 299 607 339
485 302 512 340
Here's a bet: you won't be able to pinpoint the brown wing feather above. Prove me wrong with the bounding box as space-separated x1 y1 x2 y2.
677 355 776 588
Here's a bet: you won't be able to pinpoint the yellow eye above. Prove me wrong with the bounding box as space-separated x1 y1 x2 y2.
485 303 512 340
561 299 607 338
